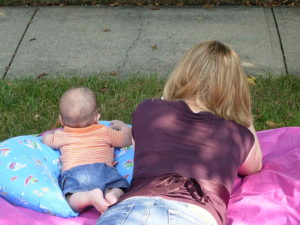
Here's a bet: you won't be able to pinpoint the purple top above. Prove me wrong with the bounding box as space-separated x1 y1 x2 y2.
120 99 254 225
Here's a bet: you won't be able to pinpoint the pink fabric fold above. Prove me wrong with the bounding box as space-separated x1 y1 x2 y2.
1 127 299 225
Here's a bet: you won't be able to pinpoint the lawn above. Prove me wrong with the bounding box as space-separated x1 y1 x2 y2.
1 74 300 141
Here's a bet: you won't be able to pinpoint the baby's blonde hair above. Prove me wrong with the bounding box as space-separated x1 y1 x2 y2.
59 87 98 128
163 40 252 127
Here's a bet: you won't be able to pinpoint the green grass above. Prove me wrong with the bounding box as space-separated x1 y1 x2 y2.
1 74 300 141
251 74 300 130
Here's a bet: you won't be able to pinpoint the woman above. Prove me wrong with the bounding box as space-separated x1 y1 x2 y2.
96 40 262 225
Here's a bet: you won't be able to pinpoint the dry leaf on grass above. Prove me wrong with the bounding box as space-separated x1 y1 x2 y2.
151 44 158 49
176 2 184 6
137 1 145 6
247 75 256 85
110 71 117 76
109 2 121 7
203 3 214 9
37 72 48 78
288 112 295 117
266 120 278 128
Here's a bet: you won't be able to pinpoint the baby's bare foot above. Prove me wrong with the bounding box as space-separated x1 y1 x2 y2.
105 188 124 205
89 188 110 213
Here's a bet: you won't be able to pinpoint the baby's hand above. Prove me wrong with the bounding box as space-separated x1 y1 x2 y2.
110 120 126 131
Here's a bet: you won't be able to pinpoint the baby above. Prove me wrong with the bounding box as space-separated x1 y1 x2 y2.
42 87 131 213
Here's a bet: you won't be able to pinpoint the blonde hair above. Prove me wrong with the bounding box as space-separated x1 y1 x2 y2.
59 87 98 128
163 40 252 127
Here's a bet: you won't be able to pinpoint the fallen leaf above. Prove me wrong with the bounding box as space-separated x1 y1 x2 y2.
109 2 121 7
196 17 205 20
288 112 294 117
247 75 256 85
120 96 126 103
242 62 255 68
203 3 214 9
136 1 145 5
151 44 158 49
244 0 252 6
101 84 109 92
37 72 48 78
102 28 110 32
29 38 37 41
110 71 117 76
266 120 278 128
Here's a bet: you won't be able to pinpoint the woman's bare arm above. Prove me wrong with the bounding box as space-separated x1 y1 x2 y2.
238 124 263 176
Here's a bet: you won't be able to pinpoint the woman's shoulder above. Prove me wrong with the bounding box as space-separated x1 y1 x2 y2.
136 98 166 108
136 98 185 111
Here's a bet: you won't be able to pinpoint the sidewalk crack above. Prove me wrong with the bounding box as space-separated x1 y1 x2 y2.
2 8 39 79
271 7 288 74
118 8 143 74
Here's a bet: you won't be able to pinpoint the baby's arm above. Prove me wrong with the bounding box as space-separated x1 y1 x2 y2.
109 120 132 147
42 130 60 150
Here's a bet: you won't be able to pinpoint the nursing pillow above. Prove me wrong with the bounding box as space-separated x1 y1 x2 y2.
0 121 134 217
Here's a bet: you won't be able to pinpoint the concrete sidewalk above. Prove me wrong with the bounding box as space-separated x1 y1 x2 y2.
0 6 299 79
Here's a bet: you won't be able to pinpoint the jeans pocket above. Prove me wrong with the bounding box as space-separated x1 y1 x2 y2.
96 203 135 225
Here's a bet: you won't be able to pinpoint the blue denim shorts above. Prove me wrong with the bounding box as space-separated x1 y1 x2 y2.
96 197 218 225
59 163 129 196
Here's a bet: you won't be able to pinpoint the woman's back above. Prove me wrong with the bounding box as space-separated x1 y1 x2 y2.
122 98 254 225
132 99 254 190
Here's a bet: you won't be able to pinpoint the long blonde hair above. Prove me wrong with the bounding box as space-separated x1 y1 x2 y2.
163 40 252 127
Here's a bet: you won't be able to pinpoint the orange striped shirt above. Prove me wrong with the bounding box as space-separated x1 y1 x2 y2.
42 124 126 171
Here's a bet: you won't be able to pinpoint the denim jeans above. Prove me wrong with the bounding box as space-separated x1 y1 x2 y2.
96 197 218 225
59 163 129 195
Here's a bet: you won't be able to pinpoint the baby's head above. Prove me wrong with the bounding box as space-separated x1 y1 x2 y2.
59 87 100 128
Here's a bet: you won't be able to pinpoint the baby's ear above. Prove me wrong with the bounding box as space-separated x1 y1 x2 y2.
59 115 64 126
95 113 100 122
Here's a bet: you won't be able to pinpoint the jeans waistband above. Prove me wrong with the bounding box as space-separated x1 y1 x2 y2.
123 196 218 225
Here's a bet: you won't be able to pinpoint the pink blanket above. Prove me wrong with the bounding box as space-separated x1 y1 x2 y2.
1 127 299 225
